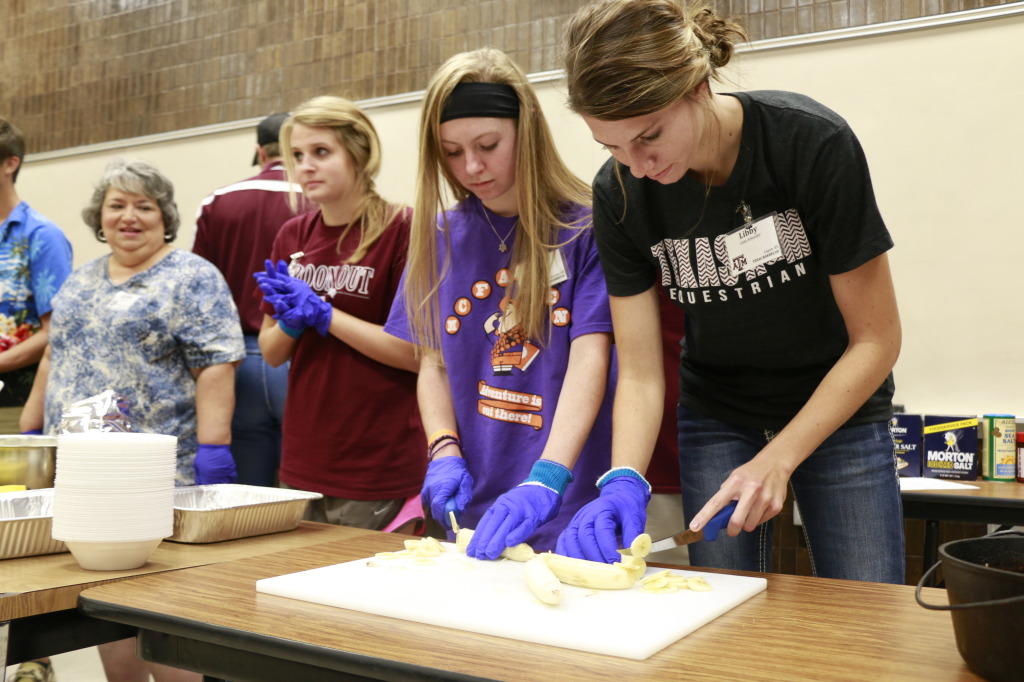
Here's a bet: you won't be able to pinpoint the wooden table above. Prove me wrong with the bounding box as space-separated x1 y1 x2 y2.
78 531 981 682
1 522 370 666
901 479 1024 584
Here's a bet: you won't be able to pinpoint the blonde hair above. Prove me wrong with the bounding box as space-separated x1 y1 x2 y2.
280 95 403 263
563 0 747 120
404 48 591 353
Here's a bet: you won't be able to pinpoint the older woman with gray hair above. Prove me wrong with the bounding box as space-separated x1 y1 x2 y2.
23 158 244 485
21 158 245 681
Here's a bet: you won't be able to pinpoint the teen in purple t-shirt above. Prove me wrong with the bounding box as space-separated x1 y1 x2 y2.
385 49 615 554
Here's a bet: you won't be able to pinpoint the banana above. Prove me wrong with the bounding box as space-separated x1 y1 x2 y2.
541 552 637 590
687 576 712 592
629 533 652 558
523 556 563 605
616 553 647 580
501 543 538 562
640 570 715 593
399 536 443 557
454 527 537 562
455 527 474 553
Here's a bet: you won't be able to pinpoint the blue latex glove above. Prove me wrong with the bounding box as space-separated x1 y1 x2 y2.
255 260 332 336
556 475 650 563
20 429 42 435
421 456 474 530
466 484 561 560
194 444 237 485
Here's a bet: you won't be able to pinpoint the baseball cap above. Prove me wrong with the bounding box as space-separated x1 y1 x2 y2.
253 112 289 165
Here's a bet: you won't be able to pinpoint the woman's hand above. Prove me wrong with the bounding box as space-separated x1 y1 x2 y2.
556 473 650 563
255 260 333 336
688 452 794 536
467 485 561 560
420 455 474 530
466 459 573 560
692 254 902 536
194 444 238 485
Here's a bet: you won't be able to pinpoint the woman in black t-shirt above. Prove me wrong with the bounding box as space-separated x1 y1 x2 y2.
555 0 904 584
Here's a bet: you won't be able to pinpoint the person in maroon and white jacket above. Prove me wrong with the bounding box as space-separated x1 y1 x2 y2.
192 112 308 487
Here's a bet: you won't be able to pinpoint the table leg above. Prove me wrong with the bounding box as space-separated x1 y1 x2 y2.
922 519 939 587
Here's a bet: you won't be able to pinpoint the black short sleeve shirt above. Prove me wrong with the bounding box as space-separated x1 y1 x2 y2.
593 90 894 429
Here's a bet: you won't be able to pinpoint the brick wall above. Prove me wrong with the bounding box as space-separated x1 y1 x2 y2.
2 0 1015 155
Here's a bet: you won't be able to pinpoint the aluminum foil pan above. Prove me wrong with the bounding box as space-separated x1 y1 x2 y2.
168 484 322 544
0 488 68 559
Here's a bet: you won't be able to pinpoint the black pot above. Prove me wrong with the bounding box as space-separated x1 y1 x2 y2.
916 532 1024 682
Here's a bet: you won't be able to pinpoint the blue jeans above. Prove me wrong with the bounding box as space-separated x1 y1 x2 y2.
231 335 289 487
678 406 905 583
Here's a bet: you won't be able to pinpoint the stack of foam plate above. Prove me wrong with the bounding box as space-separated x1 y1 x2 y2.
52 432 176 570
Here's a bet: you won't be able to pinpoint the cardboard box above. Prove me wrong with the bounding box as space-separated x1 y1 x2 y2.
890 414 923 477
923 415 979 480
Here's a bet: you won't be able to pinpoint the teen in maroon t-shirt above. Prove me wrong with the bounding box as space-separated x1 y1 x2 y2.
255 96 424 530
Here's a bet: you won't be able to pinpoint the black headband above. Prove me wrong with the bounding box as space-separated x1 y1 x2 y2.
440 82 520 123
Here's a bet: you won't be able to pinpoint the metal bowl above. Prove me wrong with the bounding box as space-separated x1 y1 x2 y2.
0 435 58 489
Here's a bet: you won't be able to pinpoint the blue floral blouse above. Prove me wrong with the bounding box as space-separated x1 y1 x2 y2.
44 250 245 485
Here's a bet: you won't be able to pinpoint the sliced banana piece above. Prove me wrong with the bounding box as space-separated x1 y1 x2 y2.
524 556 563 605
616 554 647 580
455 527 474 553
629 533 652 558
687 576 712 592
640 570 714 594
380 536 445 561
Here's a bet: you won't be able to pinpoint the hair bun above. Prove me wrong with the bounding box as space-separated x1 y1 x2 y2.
689 5 743 70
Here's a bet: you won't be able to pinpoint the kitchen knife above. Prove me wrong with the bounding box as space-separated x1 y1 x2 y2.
444 497 459 529
648 500 738 553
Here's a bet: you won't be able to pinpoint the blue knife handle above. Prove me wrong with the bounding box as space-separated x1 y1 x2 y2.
702 500 738 542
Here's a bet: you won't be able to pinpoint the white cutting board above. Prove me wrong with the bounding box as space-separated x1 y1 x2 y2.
256 543 766 660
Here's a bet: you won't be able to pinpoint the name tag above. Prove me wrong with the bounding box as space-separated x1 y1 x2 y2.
108 291 141 311
722 214 781 276
516 249 569 288
548 248 568 287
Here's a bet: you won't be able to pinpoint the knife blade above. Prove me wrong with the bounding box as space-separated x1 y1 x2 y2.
648 500 738 554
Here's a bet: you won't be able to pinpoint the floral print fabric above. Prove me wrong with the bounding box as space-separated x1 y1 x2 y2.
0 201 73 404
44 250 245 485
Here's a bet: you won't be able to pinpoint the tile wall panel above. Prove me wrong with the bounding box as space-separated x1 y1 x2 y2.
1 0 1016 153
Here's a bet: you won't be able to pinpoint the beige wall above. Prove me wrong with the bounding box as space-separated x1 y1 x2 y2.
17 11 1024 417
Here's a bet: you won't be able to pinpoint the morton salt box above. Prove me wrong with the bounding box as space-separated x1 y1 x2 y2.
890 414 923 477
923 415 979 480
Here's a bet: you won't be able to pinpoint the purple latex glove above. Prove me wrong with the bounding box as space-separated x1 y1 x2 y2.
421 456 474 530
466 484 561 560
556 476 650 563
193 444 237 485
254 260 332 336
253 259 293 297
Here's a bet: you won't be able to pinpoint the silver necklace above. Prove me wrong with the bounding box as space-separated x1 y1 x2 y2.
483 208 517 253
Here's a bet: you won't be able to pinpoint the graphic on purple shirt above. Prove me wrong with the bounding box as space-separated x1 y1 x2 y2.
386 196 615 551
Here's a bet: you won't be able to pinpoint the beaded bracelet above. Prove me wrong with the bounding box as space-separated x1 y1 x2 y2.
427 429 460 461
428 428 458 444
428 438 460 461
